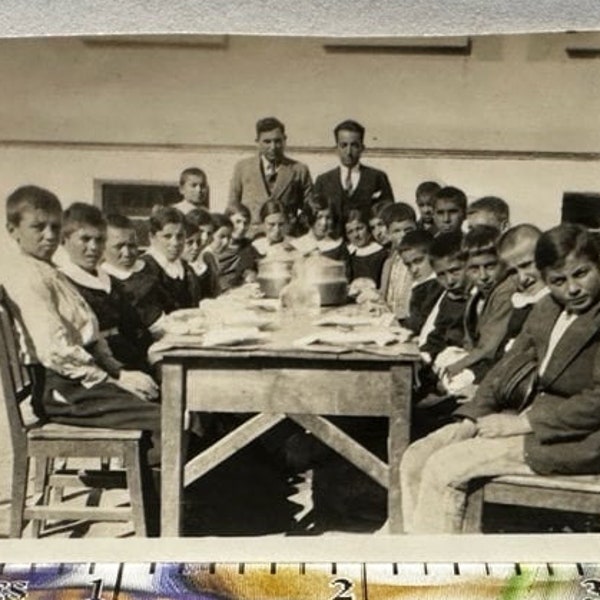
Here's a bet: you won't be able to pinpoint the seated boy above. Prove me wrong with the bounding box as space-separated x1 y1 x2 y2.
2 186 161 471
418 232 469 363
466 196 510 232
397 229 443 335
100 213 145 281
59 203 152 373
496 224 548 355
415 181 441 233
401 223 600 533
201 213 234 294
125 206 203 335
377 203 417 319
172 167 210 214
432 186 467 235
438 225 518 392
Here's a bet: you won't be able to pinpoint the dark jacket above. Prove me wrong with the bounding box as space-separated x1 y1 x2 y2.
456 294 600 475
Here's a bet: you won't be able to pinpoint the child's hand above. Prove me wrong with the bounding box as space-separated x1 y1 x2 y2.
476 413 532 438
443 361 463 379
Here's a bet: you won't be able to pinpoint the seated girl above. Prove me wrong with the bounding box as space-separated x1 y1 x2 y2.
217 203 256 290
400 223 600 533
345 209 388 288
292 195 349 267
125 206 202 335
251 199 300 264
200 213 234 295
181 209 218 299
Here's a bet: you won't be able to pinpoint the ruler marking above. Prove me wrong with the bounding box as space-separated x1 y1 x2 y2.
392 562 398 576
361 562 368 600
577 563 584 576
547 563 554 576
149 562 156 575
239 563 245 575
484 562 490 576
331 563 337 576
112 563 124 600
299 563 305 575
89 563 96 575
209 563 216 575
514 563 521 576
270 563 276 575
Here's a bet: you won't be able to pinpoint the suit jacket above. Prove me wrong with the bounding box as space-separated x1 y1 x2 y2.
228 155 313 234
401 277 444 335
456 295 600 475
314 165 394 235
463 274 519 376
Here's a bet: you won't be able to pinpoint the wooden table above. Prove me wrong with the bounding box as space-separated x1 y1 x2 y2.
158 316 420 537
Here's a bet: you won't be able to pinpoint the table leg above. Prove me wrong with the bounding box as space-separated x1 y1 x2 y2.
161 362 185 537
388 364 412 534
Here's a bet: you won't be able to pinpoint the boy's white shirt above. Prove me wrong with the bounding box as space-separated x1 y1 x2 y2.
145 246 185 279
59 258 112 293
100 259 145 281
172 199 201 214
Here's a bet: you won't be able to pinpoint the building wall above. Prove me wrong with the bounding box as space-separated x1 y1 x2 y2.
0 33 598 235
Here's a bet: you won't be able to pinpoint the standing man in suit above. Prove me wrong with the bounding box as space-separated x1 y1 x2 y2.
314 120 394 237
228 116 313 237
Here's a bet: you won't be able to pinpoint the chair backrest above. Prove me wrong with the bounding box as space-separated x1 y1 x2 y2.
0 285 32 450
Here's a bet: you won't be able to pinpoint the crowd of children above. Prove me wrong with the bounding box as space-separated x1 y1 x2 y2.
4 156 600 536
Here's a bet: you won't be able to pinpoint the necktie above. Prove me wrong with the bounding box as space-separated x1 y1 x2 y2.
266 163 277 193
344 168 353 194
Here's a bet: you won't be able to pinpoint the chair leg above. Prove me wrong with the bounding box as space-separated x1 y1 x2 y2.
31 458 52 538
462 485 485 533
124 442 147 537
10 454 30 538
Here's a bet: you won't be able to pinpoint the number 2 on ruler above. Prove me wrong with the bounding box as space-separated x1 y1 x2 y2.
329 577 355 600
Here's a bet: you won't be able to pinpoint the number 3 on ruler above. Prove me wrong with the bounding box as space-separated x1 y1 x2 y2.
329 577 355 600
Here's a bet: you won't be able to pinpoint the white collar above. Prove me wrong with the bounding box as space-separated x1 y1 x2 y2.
189 259 208 277
261 155 280 174
411 272 436 289
59 259 112 293
292 232 343 255
347 241 383 257
100 259 145 281
512 286 550 309
146 246 185 280
252 237 277 255
340 163 361 174
172 199 200 215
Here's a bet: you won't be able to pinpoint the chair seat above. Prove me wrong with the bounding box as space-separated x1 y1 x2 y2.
490 473 600 493
28 423 142 441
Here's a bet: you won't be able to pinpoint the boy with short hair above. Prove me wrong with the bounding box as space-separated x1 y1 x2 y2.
2 186 161 472
432 186 467 235
438 225 518 388
59 203 153 373
496 224 548 355
397 229 443 335
173 167 210 213
467 196 510 232
100 213 145 281
378 202 417 319
415 181 441 233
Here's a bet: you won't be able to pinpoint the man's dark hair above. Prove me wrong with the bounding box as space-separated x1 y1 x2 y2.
333 119 365 143
256 117 285 137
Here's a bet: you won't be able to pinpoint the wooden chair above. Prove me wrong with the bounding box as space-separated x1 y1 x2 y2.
463 473 600 533
0 286 148 537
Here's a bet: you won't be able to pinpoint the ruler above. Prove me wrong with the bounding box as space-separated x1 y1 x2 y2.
0 562 598 599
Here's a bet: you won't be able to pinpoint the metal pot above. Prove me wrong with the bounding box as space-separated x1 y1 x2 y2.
256 258 295 298
303 256 348 306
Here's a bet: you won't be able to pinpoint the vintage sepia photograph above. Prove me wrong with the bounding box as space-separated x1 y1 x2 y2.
0 30 600 541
